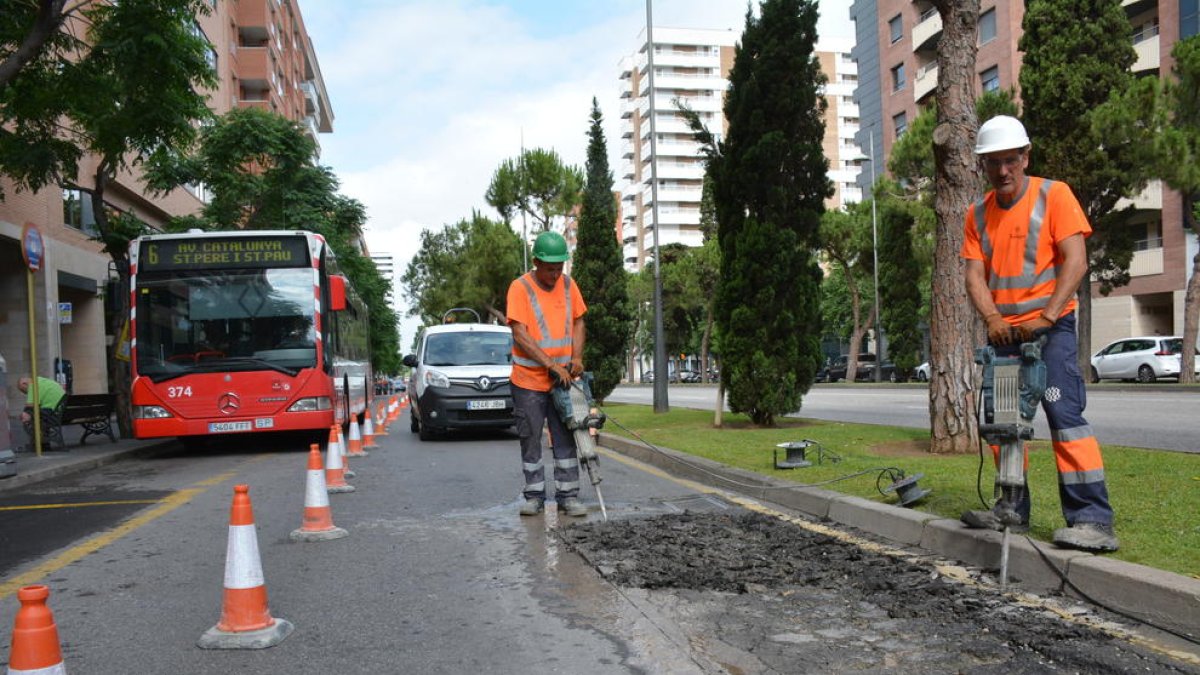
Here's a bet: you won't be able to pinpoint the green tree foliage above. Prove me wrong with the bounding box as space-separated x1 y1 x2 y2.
701 0 829 426
402 212 524 328
485 147 583 233
878 202 923 378
571 100 633 402
1020 0 1150 362
0 0 81 196
147 108 401 373
818 203 874 379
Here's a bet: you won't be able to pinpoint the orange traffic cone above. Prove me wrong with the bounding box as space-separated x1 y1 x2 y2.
388 396 398 422
290 445 348 542
335 424 356 478
197 485 294 649
374 401 389 436
346 418 367 457
6 585 65 675
325 427 354 493
362 414 379 448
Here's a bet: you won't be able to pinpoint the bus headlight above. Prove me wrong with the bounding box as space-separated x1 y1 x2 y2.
133 405 173 419
425 370 450 389
288 396 332 412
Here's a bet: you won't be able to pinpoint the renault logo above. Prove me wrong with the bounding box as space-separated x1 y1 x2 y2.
218 393 240 415
477 376 492 391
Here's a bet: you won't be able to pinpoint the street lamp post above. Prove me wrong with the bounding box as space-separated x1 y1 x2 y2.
868 130 884 382
646 0 668 412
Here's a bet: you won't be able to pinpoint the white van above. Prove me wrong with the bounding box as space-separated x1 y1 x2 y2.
402 323 514 440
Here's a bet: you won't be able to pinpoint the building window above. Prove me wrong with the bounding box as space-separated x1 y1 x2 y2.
891 63 906 92
894 111 908 137
1185 0 1199 38
889 15 903 43
1132 17 1159 44
980 65 1000 92
979 8 997 44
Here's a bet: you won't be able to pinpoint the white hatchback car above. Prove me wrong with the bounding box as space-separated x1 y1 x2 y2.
1089 336 1200 383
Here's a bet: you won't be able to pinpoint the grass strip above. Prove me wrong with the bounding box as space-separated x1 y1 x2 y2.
600 403 1200 578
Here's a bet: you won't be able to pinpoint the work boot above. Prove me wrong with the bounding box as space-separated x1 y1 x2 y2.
1053 522 1119 553
518 498 544 516
558 497 588 518
961 502 1029 533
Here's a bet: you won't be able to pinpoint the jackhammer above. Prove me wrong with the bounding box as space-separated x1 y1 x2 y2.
550 374 609 521
974 332 1047 589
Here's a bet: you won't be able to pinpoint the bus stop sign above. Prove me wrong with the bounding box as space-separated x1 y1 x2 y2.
22 223 44 271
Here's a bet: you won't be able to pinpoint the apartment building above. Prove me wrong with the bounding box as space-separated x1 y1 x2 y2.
370 252 396 300
0 0 333 409
617 28 865 272
849 0 1197 350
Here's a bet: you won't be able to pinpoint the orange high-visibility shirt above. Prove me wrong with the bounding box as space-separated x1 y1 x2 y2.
506 272 587 392
961 176 1091 325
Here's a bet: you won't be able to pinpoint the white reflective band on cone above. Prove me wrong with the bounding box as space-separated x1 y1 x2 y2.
224 524 265 589
306 469 330 508
8 664 67 675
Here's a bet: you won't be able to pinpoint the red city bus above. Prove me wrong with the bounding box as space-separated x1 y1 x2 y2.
128 230 371 443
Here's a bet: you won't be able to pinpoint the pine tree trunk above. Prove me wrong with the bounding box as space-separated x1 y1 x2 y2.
1181 197 1199 384
929 0 981 454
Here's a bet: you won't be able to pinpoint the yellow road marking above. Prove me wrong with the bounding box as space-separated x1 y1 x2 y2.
0 500 163 512
0 466 247 601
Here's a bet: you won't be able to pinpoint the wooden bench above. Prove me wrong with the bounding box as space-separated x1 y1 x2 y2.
43 394 118 448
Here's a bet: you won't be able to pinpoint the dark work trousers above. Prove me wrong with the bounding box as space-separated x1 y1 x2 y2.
991 312 1114 526
512 383 580 503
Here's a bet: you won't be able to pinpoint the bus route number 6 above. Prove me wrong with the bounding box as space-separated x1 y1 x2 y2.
168 385 192 398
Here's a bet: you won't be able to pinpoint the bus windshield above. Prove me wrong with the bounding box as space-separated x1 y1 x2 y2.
136 268 317 382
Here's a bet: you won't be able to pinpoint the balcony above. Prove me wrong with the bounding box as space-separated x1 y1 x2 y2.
235 46 270 84
643 186 703 205
300 80 318 115
650 48 720 69
1116 180 1162 212
1132 33 1160 73
912 7 943 53
645 160 705 181
914 62 938 102
1130 246 1164 277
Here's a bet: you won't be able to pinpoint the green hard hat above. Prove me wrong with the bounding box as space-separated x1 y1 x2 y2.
531 231 570 263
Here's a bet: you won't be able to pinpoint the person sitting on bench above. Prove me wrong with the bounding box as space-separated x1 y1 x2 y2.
18 375 66 451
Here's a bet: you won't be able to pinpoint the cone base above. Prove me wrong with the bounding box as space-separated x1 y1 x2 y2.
326 483 356 493
344 469 357 478
290 526 348 542
198 618 294 650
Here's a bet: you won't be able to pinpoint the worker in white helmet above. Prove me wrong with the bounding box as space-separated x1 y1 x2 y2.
959 115 1118 553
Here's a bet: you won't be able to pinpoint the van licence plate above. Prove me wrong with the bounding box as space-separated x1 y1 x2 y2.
209 421 252 433
467 400 506 411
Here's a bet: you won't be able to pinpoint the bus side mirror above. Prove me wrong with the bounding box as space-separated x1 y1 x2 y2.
329 275 347 311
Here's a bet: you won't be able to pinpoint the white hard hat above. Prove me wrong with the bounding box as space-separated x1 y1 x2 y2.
974 115 1030 155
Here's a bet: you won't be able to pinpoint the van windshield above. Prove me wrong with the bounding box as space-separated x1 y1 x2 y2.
424 332 512 367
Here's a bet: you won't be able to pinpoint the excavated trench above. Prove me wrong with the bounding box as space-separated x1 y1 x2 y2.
558 511 1199 674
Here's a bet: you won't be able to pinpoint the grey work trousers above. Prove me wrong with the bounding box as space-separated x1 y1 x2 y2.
512 383 579 502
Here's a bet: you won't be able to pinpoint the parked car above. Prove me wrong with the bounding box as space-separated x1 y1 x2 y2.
402 322 514 440
915 362 931 382
678 370 702 383
1089 335 1200 383
821 353 876 382
857 357 897 383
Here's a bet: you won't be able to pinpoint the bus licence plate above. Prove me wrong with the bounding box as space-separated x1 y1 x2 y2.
467 400 505 411
209 421 252 433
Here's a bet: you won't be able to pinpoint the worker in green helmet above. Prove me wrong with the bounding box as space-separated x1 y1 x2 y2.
506 231 589 517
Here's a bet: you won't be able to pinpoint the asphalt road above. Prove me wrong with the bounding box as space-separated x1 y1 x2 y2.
606 384 1198 454
2 418 1196 673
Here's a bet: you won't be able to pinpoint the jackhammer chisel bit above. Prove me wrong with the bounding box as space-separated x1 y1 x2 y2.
551 374 609 521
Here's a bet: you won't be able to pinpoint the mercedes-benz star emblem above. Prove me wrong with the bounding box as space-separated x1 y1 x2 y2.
477 376 492 391
218 393 240 415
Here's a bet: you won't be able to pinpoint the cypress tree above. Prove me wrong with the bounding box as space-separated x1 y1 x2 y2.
708 0 830 426
573 99 633 402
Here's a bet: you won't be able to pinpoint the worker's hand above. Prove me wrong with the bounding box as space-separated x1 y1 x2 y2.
1015 315 1054 342
548 364 572 389
20 411 30 424
567 359 584 378
985 313 1015 346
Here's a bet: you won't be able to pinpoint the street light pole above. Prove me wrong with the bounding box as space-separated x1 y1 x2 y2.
868 130 883 382
646 0 668 412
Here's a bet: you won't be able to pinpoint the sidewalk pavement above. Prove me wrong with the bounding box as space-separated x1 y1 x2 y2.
599 432 1200 644
1 423 174 493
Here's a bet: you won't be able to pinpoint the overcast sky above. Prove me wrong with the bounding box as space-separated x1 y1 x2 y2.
301 0 855 347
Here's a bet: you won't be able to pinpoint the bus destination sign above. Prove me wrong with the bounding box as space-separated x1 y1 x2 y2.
140 236 309 271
